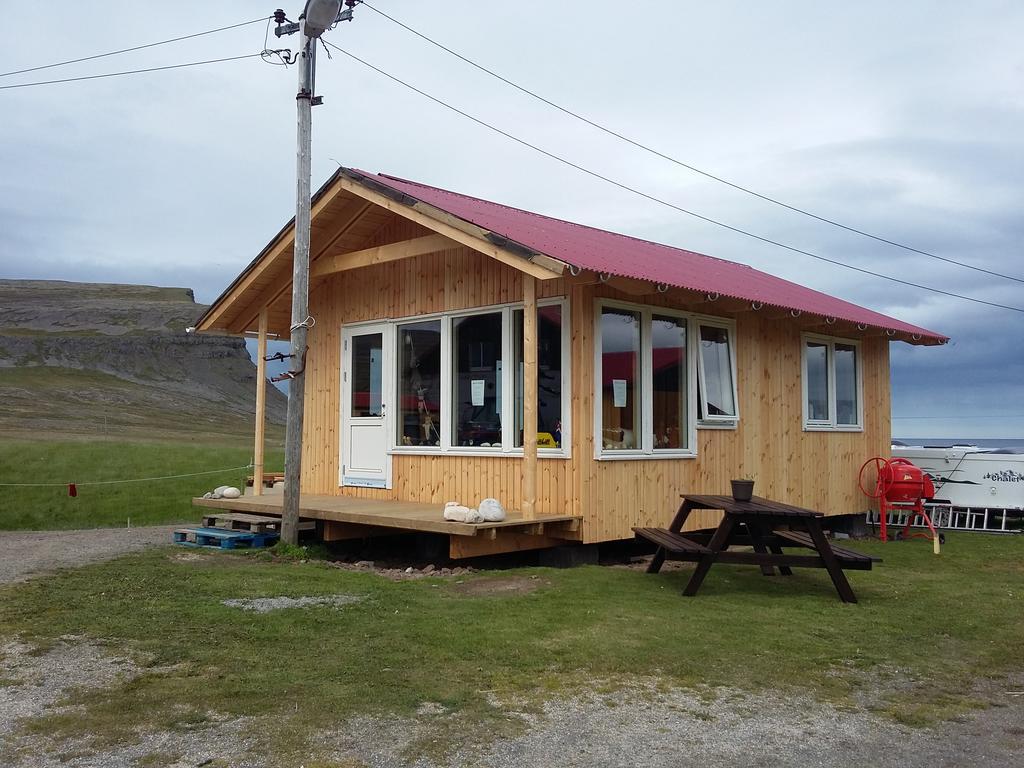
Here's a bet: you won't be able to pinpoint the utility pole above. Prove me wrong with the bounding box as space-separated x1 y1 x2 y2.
273 1 354 544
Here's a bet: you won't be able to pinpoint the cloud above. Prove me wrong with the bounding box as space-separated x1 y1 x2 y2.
1 0 1022 439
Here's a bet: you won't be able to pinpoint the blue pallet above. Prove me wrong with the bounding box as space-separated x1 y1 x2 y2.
173 527 279 550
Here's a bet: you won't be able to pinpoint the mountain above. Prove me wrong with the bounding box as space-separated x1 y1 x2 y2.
0 280 287 441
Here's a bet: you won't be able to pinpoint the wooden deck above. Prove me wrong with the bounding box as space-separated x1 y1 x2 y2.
192 494 581 539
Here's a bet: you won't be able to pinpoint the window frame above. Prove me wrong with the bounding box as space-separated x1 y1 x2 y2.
593 298 701 460
448 308 505 453
391 311 448 452
387 297 571 458
695 316 740 429
801 333 864 432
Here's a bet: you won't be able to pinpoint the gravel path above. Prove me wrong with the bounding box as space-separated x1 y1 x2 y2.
2 642 1021 768
0 526 177 584
332 683 1024 768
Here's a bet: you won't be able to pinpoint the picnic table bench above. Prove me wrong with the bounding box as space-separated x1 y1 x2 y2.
634 494 880 603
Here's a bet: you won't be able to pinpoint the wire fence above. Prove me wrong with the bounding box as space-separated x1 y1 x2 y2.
0 465 253 488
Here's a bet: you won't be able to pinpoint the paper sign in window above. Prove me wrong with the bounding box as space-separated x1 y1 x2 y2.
471 379 485 407
612 378 627 408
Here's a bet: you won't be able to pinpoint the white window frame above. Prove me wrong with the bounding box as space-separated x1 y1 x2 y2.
695 316 739 429
593 299 700 460
389 311 447 452
387 297 571 458
801 333 863 432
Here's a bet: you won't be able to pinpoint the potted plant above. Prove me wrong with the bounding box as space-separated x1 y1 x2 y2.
731 478 755 502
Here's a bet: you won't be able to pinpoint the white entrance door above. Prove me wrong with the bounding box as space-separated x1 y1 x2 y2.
341 323 392 488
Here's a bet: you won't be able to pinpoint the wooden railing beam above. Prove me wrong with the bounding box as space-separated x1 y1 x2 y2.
522 275 538 519
310 234 452 279
253 307 268 496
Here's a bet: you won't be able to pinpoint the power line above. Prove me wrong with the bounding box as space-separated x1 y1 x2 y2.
322 40 1024 315
0 16 269 79
0 54 264 91
359 1 1024 287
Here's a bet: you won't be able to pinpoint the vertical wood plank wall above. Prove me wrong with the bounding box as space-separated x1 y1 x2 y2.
573 284 890 540
300 217 891 543
300 218 572 517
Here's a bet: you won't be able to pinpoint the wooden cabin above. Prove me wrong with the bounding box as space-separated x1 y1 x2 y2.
193 168 947 558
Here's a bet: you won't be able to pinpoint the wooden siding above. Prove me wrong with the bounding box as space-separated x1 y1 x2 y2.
572 284 890 541
298 211 891 544
299 216 570 518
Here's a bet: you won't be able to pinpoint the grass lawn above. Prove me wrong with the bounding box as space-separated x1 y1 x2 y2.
0 438 283 530
0 533 1021 763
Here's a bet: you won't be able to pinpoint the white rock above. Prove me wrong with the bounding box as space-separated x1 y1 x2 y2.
443 504 483 523
214 485 230 495
479 497 506 522
221 487 241 499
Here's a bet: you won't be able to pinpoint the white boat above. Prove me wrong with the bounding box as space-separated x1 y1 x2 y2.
885 442 1024 532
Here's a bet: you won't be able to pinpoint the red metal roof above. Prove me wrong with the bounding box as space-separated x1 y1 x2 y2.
348 168 947 343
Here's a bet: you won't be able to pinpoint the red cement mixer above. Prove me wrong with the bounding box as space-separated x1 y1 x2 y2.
859 457 941 552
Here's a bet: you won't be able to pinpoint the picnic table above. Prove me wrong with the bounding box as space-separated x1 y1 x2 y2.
634 495 879 603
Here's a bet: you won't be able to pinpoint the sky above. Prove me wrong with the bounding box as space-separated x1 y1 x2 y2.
1 0 1022 439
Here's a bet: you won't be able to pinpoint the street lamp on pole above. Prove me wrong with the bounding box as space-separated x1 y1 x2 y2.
274 0 354 544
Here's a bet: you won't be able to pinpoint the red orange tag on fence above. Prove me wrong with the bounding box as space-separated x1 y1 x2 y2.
68 483 77 498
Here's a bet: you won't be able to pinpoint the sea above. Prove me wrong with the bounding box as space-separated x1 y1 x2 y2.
894 437 1024 450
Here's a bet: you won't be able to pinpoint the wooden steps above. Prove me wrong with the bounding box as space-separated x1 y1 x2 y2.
201 512 315 534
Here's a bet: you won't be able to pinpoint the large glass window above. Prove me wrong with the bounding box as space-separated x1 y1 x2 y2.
397 320 442 447
652 315 687 450
514 305 564 449
596 301 737 457
389 300 569 455
599 306 641 451
803 336 861 430
805 341 830 422
697 324 736 421
835 343 859 427
452 312 503 447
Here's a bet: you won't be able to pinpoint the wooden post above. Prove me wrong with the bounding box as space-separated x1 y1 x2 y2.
253 308 268 497
523 276 538 519
281 36 315 546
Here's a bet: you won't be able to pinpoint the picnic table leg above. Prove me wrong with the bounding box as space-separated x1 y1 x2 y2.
766 537 794 576
805 517 858 603
683 515 735 596
647 499 696 574
743 519 778 576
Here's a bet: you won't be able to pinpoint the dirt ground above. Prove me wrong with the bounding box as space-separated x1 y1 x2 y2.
0 526 177 584
1 529 1022 767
